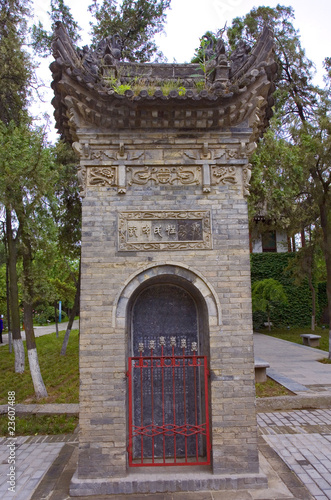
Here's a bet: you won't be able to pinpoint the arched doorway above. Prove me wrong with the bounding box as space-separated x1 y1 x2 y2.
127 277 210 466
131 283 199 356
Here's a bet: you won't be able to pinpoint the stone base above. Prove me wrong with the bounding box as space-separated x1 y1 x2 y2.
70 468 268 496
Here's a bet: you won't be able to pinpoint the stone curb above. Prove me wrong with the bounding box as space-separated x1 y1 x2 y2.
2 395 331 416
0 403 79 415
256 393 331 412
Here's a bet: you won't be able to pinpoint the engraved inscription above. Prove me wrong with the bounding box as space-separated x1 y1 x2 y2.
118 211 211 251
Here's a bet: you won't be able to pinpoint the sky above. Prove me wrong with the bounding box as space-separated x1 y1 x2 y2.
32 0 330 141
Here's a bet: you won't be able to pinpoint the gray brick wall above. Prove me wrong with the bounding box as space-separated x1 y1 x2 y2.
77 129 259 480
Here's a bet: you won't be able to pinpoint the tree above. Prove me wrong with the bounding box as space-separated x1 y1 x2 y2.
292 93 331 355
0 120 57 396
228 6 331 356
52 140 81 355
252 278 288 330
287 234 319 331
88 0 171 62
0 0 34 372
32 2 82 355
32 0 82 56
227 5 319 127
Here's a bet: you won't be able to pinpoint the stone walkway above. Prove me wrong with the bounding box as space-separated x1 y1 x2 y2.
253 333 331 390
258 409 331 499
4 409 331 499
2 333 331 498
0 320 79 346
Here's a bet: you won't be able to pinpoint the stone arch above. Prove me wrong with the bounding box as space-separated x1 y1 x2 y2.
113 262 221 330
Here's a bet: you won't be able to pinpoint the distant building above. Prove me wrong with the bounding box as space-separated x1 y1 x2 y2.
250 213 291 253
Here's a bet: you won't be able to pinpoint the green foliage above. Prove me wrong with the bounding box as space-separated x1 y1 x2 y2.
251 254 317 327
33 305 68 325
227 5 318 125
252 278 287 328
248 129 305 229
264 325 329 352
32 0 81 56
0 329 79 404
0 0 33 125
318 282 328 323
52 140 81 260
104 77 188 96
89 0 171 63
0 121 60 309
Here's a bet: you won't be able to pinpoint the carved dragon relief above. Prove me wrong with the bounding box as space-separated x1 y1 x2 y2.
89 166 117 186
211 166 237 186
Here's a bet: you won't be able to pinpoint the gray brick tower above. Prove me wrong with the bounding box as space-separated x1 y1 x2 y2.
51 23 276 495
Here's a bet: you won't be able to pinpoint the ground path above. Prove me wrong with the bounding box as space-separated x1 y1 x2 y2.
1 332 331 498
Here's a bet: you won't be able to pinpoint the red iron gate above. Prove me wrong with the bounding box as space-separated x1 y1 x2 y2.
127 337 211 467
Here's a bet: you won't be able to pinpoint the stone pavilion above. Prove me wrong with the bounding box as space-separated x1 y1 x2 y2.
50 22 277 496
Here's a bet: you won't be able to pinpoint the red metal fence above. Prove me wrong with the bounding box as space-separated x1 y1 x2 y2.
127 337 211 467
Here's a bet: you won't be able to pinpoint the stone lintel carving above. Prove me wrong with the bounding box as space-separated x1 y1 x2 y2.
127 166 201 186
118 211 212 251
80 146 248 165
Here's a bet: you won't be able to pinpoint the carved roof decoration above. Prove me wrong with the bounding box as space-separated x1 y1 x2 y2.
50 22 277 143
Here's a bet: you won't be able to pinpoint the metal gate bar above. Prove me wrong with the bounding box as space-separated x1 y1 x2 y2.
127 337 211 467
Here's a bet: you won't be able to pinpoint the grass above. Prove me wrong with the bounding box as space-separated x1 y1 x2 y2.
256 325 330 353
255 377 293 398
0 326 294 435
0 329 79 405
0 414 78 436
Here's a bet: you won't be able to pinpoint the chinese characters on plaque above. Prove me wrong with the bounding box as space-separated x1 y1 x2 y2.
118 211 212 251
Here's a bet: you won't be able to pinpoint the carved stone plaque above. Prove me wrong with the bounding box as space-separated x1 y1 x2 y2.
118 210 212 251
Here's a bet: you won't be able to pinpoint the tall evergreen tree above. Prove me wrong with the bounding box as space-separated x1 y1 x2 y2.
32 0 82 56
227 5 319 127
228 6 331 351
0 120 57 396
0 0 33 372
88 0 171 62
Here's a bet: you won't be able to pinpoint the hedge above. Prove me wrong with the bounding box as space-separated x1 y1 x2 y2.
250 253 319 328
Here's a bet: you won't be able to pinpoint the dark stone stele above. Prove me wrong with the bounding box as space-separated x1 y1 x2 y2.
131 284 205 460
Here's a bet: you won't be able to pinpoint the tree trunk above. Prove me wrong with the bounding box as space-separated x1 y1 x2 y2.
54 301 59 338
21 229 48 399
5 244 12 352
61 276 80 355
319 203 331 359
308 276 316 332
301 229 306 247
24 302 48 399
6 208 24 372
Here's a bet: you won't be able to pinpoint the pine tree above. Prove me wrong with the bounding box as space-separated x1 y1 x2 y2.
89 0 171 62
